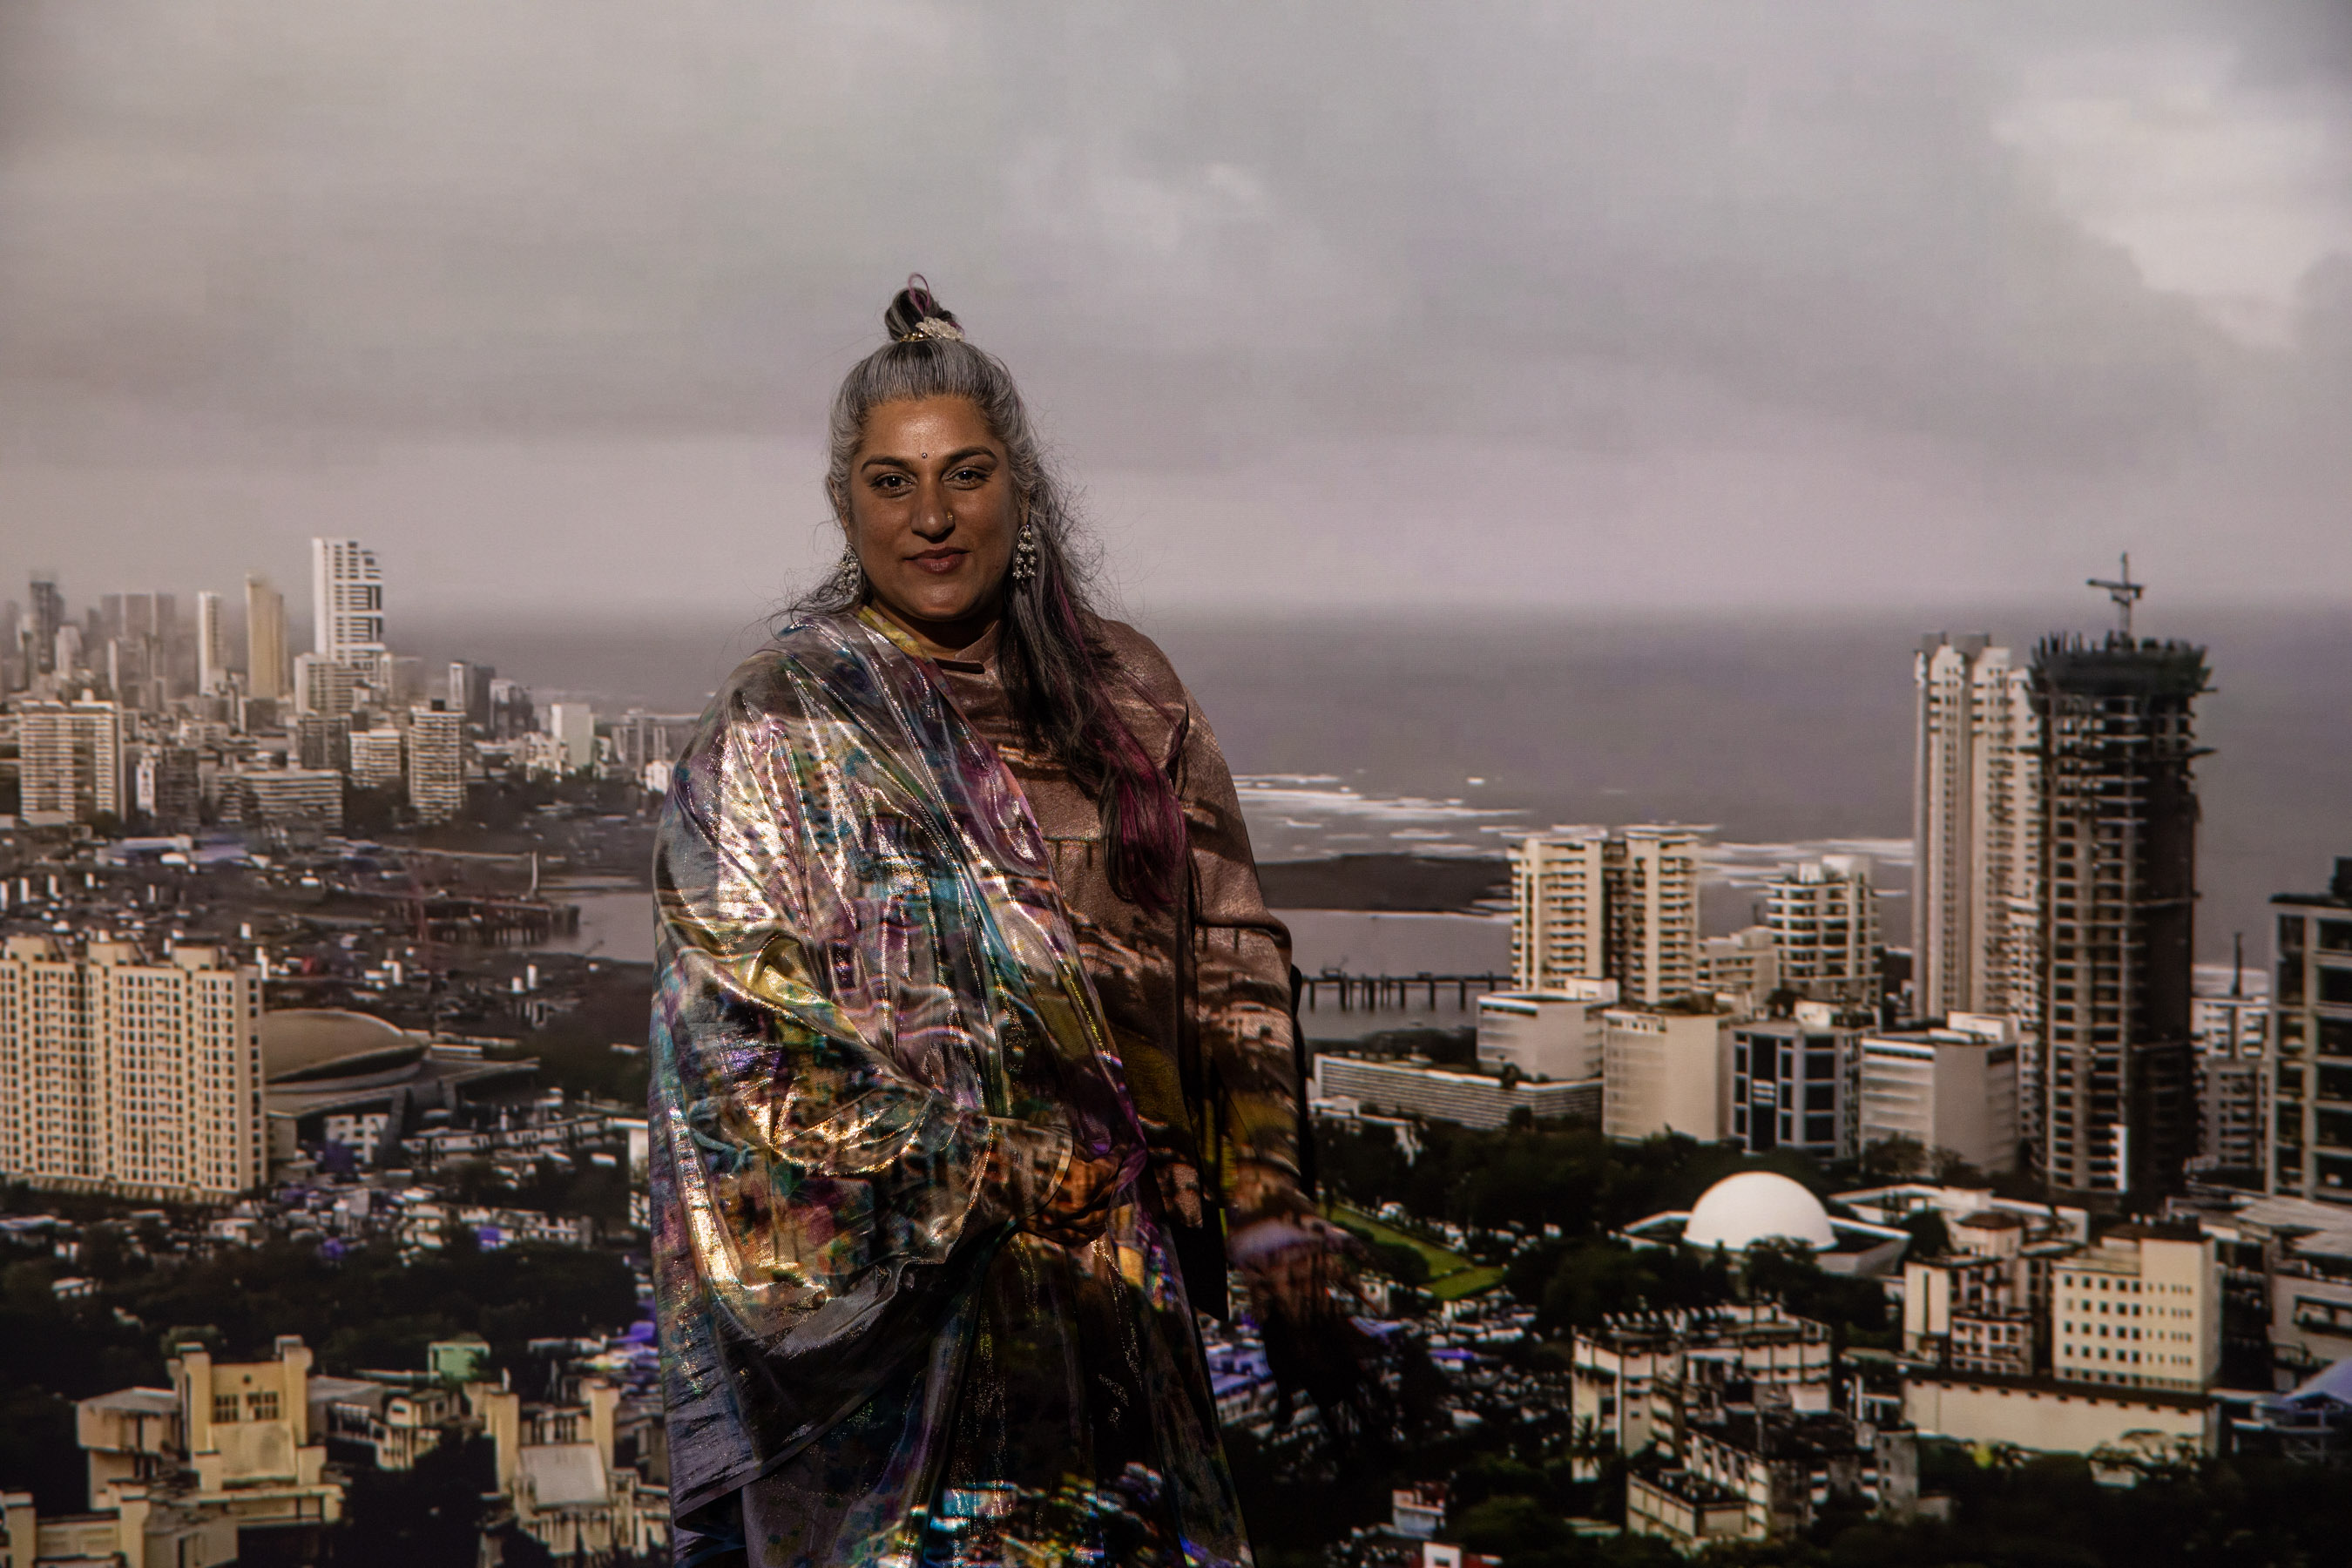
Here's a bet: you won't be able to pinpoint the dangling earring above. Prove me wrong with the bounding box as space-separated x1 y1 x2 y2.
1010 524 1039 584
828 541 865 599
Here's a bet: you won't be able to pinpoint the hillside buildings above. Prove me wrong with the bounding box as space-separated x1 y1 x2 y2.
0 936 265 1201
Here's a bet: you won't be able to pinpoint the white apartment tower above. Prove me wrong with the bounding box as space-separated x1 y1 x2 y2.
1511 827 1705 1005
406 704 466 823
1913 636 2041 1030
17 700 123 826
1511 828 1607 990
310 537 386 663
1612 827 1704 1006
0 937 266 1201
1765 855 1883 1006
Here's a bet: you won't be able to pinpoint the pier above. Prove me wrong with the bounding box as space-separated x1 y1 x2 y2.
1298 970 1511 1012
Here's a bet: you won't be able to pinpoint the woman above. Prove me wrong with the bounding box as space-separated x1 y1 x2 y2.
651 279 1342 1568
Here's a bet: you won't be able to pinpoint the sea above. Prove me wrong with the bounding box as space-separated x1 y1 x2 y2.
438 600 2352 1037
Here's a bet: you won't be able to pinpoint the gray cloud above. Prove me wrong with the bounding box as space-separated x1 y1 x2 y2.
0 1 2347 612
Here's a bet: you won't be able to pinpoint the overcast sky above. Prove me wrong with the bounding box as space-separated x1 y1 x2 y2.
3 1 2349 623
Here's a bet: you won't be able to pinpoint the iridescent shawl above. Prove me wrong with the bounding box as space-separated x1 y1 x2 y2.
649 612 1247 1565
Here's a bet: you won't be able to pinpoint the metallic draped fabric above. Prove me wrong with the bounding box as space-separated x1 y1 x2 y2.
651 608 1301 1567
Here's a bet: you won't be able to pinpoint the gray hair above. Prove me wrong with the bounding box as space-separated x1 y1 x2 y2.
794 279 1187 910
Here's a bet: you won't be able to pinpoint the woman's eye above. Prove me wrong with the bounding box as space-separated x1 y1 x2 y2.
950 467 986 484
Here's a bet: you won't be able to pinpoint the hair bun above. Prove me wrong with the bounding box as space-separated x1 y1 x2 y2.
884 274 966 343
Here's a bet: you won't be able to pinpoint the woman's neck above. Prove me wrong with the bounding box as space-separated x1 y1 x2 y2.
862 596 1001 660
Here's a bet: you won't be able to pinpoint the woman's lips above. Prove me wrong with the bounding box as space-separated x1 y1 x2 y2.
908 549 967 575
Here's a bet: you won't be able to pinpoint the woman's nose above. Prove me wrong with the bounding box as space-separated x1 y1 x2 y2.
912 489 953 538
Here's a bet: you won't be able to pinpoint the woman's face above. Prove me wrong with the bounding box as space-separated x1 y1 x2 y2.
843 395 1019 647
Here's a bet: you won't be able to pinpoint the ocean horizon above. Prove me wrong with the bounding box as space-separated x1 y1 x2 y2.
422 600 2351 970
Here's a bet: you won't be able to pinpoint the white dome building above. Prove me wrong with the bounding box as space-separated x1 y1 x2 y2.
1618 1170 1913 1277
1682 1172 1838 1252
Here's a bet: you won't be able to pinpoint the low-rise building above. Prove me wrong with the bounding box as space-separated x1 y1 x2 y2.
1568 1304 1834 1465
1899 1209 2072 1378
1855 1014 2020 1173
2051 1224 2220 1392
1698 926 1779 1016
1601 1003 1730 1143
1683 1411 1916 1541
1625 1470 1748 1551
230 765 344 828
1903 1369 2215 1457
1311 1055 1598 1130
66 1336 346 1565
483 1379 668 1561
1474 981 1616 1082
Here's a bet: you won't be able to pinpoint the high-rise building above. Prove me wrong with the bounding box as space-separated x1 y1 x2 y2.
447 661 495 731
1611 828 1704 1007
1511 828 1607 990
310 538 386 663
488 678 536 740
1912 635 2041 1029
1729 1017 1861 1160
53 623 85 682
2031 632 2207 1205
1764 855 1883 1006
405 703 465 823
2268 858 2352 1202
1510 826 1704 1005
24 576 64 678
2191 958 2268 1183
17 700 123 826
547 703 597 775
612 709 701 774
97 591 176 710
245 574 291 701
195 591 227 694
0 937 266 1201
